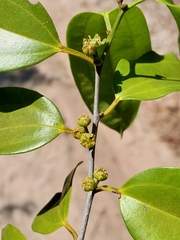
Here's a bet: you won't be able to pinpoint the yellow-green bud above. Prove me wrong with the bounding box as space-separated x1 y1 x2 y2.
82 177 96 191
82 44 96 56
82 34 106 57
72 126 85 139
77 113 91 127
93 168 108 181
79 133 95 148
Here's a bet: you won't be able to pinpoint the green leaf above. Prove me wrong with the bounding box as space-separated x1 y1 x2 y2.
0 0 62 72
67 7 151 133
156 0 180 52
2 224 27 240
113 51 180 101
119 167 180 240
0 87 66 154
128 0 146 8
32 161 82 234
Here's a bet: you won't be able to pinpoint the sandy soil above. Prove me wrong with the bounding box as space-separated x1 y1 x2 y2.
0 0 180 239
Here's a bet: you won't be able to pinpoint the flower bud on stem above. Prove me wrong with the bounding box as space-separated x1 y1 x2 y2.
79 133 96 149
72 126 85 139
77 113 91 127
82 177 97 192
93 168 108 181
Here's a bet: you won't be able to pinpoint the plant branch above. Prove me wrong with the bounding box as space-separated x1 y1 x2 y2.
101 6 125 61
101 0 143 62
77 2 136 237
78 70 100 240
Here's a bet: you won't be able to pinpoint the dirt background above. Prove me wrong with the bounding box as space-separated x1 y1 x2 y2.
0 0 180 239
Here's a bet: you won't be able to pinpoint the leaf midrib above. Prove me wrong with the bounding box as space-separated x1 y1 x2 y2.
4 0 60 46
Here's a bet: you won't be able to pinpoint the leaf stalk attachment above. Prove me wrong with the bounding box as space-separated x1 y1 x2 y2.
101 97 121 118
95 185 121 195
60 46 94 65
65 221 78 240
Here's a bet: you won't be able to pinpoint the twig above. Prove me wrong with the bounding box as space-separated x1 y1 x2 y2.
78 70 100 240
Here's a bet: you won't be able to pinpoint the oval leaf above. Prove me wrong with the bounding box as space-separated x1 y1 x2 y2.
32 161 82 234
2 224 27 240
114 51 180 101
0 0 62 71
156 0 180 52
119 167 180 240
67 7 151 133
0 87 65 154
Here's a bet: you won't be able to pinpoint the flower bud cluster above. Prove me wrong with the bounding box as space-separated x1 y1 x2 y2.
72 114 95 148
82 34 106 57
82 168 108 192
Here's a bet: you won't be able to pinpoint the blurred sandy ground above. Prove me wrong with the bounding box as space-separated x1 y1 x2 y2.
0 0 180 239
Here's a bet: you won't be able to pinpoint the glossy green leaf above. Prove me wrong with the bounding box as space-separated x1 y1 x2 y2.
156 0 180 51
119 167 180 240
0 0 62 72
2 224 27 240
0 87 66 154
128 0 146 8
67 7 151 133
32 161 82 234
113 51 180 101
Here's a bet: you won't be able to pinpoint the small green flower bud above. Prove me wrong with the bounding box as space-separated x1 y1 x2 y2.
82 34 107 57
90 34 102 47
93 168 108 181
82 177 96 191
79 133 95 148
77 113 91 127
82 44 96 56
72 126 85 139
